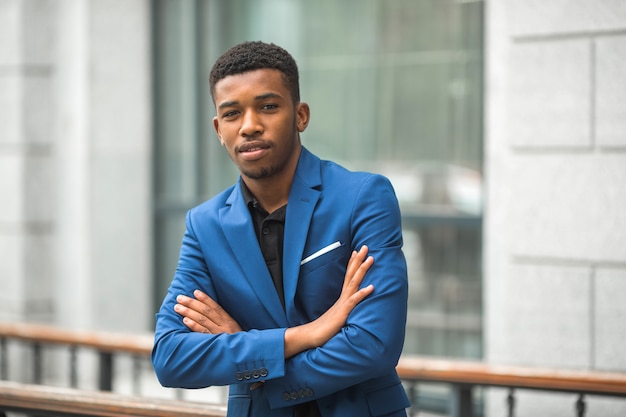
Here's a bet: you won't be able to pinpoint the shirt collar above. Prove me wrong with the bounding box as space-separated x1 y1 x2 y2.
240 179 257 209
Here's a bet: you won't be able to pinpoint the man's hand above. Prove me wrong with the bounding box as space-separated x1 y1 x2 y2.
175 290 242 334
284 245 374 358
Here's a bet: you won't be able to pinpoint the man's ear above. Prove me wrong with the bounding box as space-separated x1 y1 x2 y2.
296 102 310 132
213 117 225 146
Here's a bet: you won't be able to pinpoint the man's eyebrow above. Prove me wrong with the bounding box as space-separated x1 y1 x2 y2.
255 92 282 101
217 93 282 111
217 100 238 110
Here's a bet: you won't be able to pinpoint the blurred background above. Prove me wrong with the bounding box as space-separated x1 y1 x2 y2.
1 0 625 415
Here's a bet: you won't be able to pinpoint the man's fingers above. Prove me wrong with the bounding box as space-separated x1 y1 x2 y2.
193 289 218 307
345 246 368 275
175 303 211 332
182 317 210 333
343 284 375 313
343 246 371 292
345 255 374 293
178 292 220 317
176 290 243 335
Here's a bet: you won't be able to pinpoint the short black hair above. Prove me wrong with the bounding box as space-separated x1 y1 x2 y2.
209 41 300 104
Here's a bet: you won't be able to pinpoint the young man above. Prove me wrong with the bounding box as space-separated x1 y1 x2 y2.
152 41 410 417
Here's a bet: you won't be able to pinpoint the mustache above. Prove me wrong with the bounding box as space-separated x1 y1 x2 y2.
237 140 270 153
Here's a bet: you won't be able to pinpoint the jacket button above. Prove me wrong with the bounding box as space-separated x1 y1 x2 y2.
305 388 314 397
244 370 252 380
282 392 291 401
235 372 244 381
298 389 306 398
259 367 268 377
290 391 298 400
252 369 261 378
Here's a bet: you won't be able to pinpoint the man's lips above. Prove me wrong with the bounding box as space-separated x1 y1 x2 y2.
237 142 270 160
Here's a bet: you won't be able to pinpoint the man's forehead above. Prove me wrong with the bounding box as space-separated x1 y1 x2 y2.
213 69 291 105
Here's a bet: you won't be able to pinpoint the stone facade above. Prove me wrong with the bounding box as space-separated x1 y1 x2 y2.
0 0 152 331
485 0 626 415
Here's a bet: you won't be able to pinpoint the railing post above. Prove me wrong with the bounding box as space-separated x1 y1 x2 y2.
407 381 418 417
0 337 6 380
33 343 42 384
69 346 78 388
132 355 141 395
98 352 113 391
576 394 586 417
507 387 515 417
450 383 473 417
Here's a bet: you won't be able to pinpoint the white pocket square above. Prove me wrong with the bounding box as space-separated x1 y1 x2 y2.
300 241 342 265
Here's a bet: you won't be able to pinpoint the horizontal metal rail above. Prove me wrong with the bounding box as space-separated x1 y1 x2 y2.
396 356 626 417
0 380 226 417
396 356 626 397
0 322 153 355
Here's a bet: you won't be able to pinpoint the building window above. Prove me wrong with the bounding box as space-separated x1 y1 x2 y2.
152 0 484 359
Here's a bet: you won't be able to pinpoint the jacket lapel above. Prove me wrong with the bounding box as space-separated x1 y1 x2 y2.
220 182 287 327
283 149 322 321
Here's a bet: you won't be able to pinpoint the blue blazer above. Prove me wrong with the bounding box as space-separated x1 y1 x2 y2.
153 147 410 416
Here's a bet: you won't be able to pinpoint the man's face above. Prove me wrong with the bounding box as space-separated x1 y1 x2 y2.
212 68 309 181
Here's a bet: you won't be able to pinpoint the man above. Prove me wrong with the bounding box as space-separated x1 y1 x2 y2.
152 41 410 417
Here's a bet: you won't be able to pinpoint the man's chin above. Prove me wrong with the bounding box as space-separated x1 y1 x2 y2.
241 166 274 180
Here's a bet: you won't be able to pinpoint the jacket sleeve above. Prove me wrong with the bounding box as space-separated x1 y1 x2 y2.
263 174 409 408
151 211 287 388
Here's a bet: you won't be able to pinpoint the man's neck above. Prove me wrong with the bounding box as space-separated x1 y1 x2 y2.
244 178 291 214
242 149 301 213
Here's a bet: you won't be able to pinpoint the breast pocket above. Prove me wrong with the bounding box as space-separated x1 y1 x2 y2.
299 241 347 276
297 242 349 317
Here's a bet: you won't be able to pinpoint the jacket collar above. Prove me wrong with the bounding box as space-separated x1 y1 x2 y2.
220 147 322 326
283 148 322 321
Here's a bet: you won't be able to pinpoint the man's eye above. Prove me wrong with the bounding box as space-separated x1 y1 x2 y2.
262 104 278 110
222 110 239 118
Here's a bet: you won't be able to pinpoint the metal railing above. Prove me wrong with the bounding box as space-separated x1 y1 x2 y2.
0 380 226 417
396 356 626 417
0 321 153 393
2 321 626 417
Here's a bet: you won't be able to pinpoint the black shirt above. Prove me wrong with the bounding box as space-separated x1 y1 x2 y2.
242 183 287 308
241 182 322 417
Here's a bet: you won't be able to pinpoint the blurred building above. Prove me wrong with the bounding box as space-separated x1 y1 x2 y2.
0 0 625 415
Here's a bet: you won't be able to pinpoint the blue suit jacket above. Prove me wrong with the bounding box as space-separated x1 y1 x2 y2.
153 147 410 416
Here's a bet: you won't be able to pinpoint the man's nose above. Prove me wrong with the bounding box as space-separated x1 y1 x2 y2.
240 110 263 137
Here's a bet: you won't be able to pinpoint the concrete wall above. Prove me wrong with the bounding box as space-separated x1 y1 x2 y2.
485 0 626 415
0 0 152 332
0 0 55 323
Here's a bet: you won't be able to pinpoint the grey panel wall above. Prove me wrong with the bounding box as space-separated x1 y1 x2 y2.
0 0 55 322
0 0 152 333
485 0 626 415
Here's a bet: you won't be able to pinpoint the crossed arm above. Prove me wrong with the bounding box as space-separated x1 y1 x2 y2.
173 245 374 358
